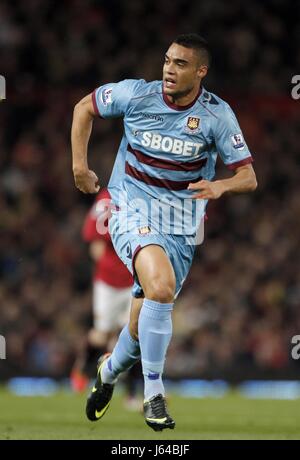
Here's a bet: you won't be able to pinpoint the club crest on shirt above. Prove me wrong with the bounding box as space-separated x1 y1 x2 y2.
138 226 151 235
185 116 201 134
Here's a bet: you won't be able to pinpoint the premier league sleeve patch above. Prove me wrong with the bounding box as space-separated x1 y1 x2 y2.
231 133 245 150
101 88 112 106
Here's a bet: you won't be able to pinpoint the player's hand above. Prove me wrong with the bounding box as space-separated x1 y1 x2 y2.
73 168 100 193
187 179 225 199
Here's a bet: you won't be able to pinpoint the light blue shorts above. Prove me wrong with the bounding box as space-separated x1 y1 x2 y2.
109 209 196 298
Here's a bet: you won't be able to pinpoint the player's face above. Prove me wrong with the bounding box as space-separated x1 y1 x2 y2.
163 43 207 100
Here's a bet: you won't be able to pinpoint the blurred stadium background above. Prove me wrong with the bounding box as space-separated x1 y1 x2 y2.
0 0 300 410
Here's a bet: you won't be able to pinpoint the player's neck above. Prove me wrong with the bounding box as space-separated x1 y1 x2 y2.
166 84 201 107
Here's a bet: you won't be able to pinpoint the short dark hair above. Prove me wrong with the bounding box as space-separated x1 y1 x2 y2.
173 33 211 67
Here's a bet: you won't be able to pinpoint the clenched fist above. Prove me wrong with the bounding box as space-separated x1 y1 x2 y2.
73 168 100 194
188 179 225 199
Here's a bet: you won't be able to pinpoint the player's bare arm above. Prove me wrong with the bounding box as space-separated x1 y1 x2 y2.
71 93 100 193
188 163 257 199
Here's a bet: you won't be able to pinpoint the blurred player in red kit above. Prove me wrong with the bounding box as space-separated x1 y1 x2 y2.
71 188 140 409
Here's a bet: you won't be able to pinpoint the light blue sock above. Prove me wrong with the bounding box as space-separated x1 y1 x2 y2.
138 298 174 401
101 325 140 384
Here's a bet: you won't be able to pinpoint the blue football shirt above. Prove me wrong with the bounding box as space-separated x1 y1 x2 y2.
92 79 253 235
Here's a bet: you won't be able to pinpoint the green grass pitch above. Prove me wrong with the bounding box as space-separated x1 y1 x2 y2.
0 388 300 440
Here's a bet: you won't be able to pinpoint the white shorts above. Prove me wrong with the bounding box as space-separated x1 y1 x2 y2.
93 280 132 332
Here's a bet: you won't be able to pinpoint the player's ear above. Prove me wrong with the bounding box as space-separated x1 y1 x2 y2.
197 65 208 79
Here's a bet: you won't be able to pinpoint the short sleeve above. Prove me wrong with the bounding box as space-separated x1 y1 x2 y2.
213 104 253 170
92 79 145 119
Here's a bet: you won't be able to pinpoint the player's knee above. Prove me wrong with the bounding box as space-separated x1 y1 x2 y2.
145 276 175 303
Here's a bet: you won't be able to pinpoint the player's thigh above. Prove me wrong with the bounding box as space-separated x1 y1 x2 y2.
134 244 176 295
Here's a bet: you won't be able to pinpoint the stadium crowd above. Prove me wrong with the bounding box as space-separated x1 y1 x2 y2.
0 0 299 380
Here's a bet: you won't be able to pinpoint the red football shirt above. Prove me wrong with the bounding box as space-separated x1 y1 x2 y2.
82 188 133 288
